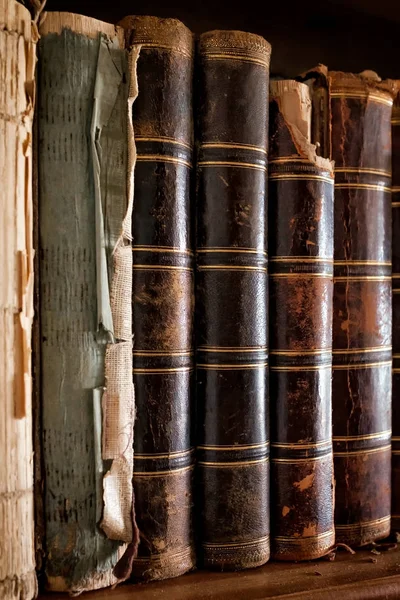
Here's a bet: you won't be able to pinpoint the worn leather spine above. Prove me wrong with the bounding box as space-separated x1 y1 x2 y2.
119 16 195 581
329 72 393 545
392 93 400 532
196 30 271 570
269 80 335 560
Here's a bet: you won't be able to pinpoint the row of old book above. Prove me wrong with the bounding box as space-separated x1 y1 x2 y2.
2 0 400 597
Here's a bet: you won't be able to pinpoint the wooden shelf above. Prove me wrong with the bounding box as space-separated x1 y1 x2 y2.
40 546 400 599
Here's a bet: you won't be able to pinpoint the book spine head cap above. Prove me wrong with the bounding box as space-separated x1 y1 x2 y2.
199 29 271 66
119 15 193 56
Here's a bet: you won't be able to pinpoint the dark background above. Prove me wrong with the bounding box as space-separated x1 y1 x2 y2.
37 0 400 78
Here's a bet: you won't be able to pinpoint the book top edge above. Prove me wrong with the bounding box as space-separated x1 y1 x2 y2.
0 0 32 39
329 70 397 100
39 11 123 42
119 15 193 54
199 29 271 62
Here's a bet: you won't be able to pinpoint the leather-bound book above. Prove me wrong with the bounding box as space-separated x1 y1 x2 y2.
38 13 137 592
0 1 37 597
269 80 335 561
392 91 400 532
119 16 195 581
329 71 393 545
196 30 271 570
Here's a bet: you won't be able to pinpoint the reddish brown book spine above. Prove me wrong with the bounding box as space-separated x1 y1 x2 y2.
392 93 400 532
269 80 335 560
330 72 393 545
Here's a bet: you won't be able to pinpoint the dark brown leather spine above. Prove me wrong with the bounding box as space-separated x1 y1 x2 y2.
196 30 271 570
119 16 195 581
392 94 400 532
330 72 393 545
268 80 335 561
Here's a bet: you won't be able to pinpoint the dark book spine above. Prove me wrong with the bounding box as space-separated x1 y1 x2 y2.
268 80 335 560
196 30 271 570
330 72 393 545
119 16 195 581
392 95 400 532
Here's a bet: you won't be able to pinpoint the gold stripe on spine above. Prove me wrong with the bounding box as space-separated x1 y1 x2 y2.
197 247 266 255
334 260 391 266
332 347 392 353
270 365 331 372
392 119 400 125
270 349 330 356
393 369 400 373
269 157 319 164
272 455 329 463
133 547 192 562
393 187 400 192
135 449 194 459
198 442 269 451
197 362 268 370
203 535 270 548
200 142 267 154
198 346 267 352
132 246 193 255
133 465 194 477
333 430 391 442
198 457 269 467
333 361 392 370
201 54 270 68
270 256 333 263
136 155 192 168
197 160 267 172
392 451 400 455
197 265 267 272
135 136 192 149
330 91 393 107
392 273 400 278
335 167 392 177
269 173 334 184
334 445 391 457
133 367 193 374
334 276 391 281
271 440 331 449
133 350 193 357
335 183 391 192
133 265 192 272
275 530 334 543
335 516 390 530
393 290 400 294
393 203 400 207
271 273 331 279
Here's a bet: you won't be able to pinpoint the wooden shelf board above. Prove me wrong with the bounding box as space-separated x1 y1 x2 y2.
40 547 400 599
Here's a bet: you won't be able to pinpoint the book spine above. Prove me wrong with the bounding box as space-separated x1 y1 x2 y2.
196 29 270 570
268 80 335 560
392 95 400 532
0 1 37 598
38 14 133 592
119 16 195 581
330 72 393 545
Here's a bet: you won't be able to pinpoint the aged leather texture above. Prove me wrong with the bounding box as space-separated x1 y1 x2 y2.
392 94 400 532
268 81 335 561
119 16 195 581
195 29 271 571
329 71 393 546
